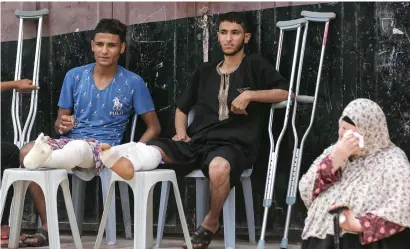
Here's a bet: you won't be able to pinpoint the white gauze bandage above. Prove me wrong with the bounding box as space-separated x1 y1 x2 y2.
343 129 364 148
24 134 94 170
100 142 162 171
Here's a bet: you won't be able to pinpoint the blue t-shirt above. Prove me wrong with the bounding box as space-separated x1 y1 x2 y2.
58 63 155 145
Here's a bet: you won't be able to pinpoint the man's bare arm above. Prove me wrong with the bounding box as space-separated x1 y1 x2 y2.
0 79 39 92
175 108 188 135
138 110 161 143
231 89 289 115
246 89 289 103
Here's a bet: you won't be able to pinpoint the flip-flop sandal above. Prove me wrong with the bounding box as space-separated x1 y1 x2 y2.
21 227 48 247
1 233 28 248
181 225 220 249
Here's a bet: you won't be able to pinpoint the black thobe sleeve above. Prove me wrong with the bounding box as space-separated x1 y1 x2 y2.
176 67 200 115
252 56 289 91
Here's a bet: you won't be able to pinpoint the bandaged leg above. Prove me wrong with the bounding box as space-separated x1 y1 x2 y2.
24 135 94 170
100 142 162 171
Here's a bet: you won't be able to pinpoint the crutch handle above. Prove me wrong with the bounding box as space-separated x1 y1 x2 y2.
271 100 290 109
301 11 336 22
276 18 306 30
296 95 315 104
15 9 49 18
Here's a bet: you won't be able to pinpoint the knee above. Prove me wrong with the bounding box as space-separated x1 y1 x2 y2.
208 157 230 186
64 140 89 152
20 143 34 166
112 157 135 181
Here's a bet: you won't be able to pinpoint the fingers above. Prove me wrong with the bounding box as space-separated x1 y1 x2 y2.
28 85 40 90
61 115 74 123
23 79 33 84
172 134 191 142
172 135 183 141
58 123 73 135
328 203 349 211
231 105 248 115
61 120 73 126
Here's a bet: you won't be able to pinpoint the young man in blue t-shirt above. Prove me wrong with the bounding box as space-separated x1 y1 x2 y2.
19 19 161 246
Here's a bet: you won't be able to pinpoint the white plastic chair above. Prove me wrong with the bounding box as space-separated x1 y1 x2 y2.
93 169 193 249
0 169 83 249
155 110 256 249
71 114 139 244
1 8 83 249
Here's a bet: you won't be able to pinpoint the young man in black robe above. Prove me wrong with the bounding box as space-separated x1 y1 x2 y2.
98 11 289 248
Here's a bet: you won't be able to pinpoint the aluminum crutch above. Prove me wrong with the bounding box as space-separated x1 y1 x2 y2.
257 18 308 249
11 8 49 149
279 11 336 249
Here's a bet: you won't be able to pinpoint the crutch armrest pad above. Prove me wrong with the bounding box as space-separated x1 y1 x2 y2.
276 18 306 30
301 11 336 21
15 9 49 18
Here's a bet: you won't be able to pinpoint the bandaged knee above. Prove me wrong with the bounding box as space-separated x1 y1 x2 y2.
100 142 162 171
44 140 94 169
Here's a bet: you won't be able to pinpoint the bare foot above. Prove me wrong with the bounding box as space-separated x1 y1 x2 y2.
99 143 111 152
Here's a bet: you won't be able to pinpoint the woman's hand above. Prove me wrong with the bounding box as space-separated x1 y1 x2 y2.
329 204 363 233
330 132 361 172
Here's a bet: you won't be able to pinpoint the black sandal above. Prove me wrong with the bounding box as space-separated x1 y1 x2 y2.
181 225 220 249
21 227 48 247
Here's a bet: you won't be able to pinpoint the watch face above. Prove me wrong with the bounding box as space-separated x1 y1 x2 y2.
339 213 346 224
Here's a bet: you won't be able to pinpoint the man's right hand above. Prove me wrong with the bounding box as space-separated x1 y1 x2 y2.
14 79 39 92
57 115 75 135
172 133 191 142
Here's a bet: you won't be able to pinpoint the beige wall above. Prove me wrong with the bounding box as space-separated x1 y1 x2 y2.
1 1 322 42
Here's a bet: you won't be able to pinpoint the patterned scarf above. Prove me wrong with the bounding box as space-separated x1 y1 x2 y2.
299 98 410 240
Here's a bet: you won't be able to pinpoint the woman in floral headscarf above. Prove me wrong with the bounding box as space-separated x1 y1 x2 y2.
299 98 410 249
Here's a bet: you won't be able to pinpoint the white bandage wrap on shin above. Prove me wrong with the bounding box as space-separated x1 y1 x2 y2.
24 136 94 170
100 142 162 171
123 143 162 171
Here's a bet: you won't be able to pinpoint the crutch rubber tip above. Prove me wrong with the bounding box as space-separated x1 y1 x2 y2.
257 240 265 249
280 237 288 249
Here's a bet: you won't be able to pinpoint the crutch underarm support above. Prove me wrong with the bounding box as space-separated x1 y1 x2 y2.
276 18 306 30
301 10 336 22
15 9 49 18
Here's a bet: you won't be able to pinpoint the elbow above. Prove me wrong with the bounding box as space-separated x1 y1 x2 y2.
152 123 161 138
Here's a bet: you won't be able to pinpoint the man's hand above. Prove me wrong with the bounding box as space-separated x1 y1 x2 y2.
57 115 75 135
329 204 363 233
231 91 252 115
172 132 191 142
14 79 39 92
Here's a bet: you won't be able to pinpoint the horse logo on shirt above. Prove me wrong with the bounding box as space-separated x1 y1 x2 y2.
110 97 124 116
113 97 123 111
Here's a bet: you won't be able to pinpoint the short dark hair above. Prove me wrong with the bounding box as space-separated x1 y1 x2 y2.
217 11 253 34
93 19 127 43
